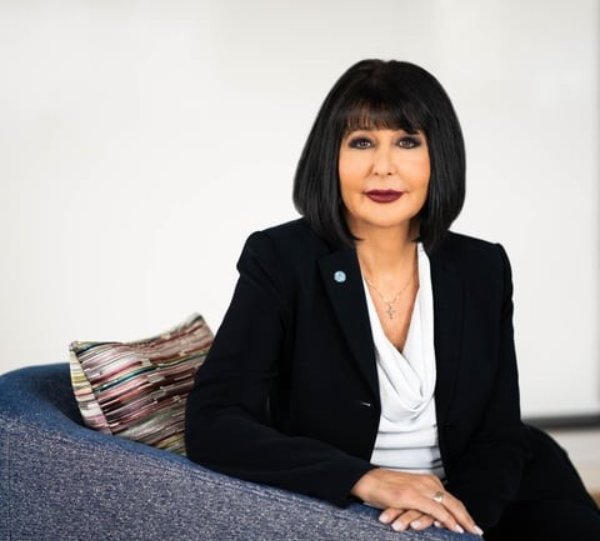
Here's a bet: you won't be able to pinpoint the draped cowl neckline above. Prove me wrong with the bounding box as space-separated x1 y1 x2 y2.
361 242 437 422
361 242 444 479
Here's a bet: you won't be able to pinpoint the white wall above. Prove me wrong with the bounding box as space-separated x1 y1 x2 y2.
1 0 598 418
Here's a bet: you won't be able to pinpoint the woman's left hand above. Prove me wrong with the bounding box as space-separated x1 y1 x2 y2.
378 508 436 532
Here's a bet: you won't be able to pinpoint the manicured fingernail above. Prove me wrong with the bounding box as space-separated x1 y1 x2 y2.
454 524 465 534
410 520 421 529
473 525 484 536
392 522 405 532
379 513 390 523
433 521 442 528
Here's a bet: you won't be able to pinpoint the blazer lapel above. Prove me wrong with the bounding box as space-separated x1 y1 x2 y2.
429 253 464 427
317 239 465 420
318 246 379 399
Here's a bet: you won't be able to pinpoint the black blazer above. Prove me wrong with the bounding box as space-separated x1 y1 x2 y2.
185 217 534 529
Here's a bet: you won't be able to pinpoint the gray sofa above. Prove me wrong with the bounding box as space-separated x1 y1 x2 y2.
0 363 479 540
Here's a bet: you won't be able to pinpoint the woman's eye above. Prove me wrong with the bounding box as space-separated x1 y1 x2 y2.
346 134 422 149
348 137 373 149
397 136 420 149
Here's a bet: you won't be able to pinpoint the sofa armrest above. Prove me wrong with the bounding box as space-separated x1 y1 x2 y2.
0 364 476 540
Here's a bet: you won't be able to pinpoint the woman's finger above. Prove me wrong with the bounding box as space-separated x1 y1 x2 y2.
406 493 460 532
430 490 484 536
410 514 435 531
378 507 404 525
391 510 422 532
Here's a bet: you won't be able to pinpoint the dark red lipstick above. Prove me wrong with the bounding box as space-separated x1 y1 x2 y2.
365 189 404 203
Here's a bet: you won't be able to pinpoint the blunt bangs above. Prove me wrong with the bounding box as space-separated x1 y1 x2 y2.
340 98 424 137
293 59 465 254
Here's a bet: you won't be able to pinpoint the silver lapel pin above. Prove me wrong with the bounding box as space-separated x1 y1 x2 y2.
334 270 346 283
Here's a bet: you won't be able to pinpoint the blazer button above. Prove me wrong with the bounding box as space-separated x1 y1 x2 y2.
356 400 372 408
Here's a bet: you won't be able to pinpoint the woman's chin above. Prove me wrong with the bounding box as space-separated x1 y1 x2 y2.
347 215 419 234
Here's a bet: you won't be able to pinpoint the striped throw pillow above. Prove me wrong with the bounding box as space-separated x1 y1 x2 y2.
69 314 213 455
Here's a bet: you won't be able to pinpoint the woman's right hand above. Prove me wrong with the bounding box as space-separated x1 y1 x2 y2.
350 468 483 535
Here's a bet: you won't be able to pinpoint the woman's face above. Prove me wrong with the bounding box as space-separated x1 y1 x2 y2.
338 127 430 236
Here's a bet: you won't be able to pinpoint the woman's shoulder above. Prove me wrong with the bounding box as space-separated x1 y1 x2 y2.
433 230 510 276
438 230 502 254
236 218 330 298
244 217 329 256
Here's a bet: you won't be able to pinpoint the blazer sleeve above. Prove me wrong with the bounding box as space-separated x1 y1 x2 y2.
184 231 375 506
443 243 534 530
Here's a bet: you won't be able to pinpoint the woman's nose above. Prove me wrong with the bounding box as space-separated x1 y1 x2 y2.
372 147 396 176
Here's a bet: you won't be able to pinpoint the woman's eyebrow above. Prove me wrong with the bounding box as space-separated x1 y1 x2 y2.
344 127 420 135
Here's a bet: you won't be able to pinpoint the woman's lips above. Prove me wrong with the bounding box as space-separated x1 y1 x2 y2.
365 190 405 203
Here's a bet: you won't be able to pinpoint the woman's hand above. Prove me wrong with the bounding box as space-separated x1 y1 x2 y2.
351 468 483 536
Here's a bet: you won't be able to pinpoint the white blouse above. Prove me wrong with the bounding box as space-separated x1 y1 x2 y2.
362 242 446 480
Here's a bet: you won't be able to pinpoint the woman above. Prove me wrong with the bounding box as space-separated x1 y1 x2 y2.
185 59 600 539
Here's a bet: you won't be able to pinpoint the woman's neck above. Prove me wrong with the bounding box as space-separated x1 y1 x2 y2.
352 221 419 279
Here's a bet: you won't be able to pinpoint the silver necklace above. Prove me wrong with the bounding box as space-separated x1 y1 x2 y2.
365 270 415 320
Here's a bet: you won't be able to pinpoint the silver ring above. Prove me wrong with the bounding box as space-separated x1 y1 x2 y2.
433 491 445 504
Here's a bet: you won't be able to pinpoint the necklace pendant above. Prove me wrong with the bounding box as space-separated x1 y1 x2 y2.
386 303 396 319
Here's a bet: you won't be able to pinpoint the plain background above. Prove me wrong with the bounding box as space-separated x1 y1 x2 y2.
0 0 598 418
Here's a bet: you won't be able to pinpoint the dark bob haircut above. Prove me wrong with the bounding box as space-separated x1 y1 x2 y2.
292 59 466 254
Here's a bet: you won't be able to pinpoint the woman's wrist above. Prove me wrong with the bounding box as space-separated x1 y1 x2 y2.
350 467 379 502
